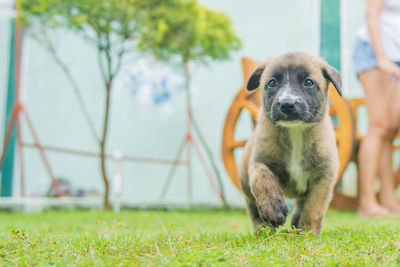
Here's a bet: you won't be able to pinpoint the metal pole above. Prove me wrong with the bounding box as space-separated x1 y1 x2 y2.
112 150 123 213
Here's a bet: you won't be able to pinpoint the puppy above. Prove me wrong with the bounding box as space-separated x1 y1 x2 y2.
239 52 342 234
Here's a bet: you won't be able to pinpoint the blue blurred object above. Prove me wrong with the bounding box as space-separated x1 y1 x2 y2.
116 59 186 105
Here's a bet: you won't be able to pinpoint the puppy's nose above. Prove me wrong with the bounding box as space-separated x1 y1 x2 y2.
279 99 296 113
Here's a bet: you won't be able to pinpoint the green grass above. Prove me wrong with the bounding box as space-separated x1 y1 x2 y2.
0 209 399 266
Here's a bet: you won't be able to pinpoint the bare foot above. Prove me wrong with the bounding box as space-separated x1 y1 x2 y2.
380 195 400 215
381 201 400 215
357 202 389 217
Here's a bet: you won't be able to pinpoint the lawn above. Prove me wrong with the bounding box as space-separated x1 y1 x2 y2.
0 209 399 266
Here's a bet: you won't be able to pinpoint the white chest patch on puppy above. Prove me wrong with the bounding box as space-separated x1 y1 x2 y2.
287 126 309 194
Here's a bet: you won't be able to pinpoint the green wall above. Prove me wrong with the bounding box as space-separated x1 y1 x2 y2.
1 21 16 197
0 17 12 196
320 0 340 70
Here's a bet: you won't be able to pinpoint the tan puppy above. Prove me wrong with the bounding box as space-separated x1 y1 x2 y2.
239 52 342 234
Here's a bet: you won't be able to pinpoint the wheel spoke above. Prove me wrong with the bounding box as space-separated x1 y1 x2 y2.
242 101 259 119
230 139 247 149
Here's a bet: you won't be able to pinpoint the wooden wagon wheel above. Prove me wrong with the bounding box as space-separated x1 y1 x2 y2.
221 57 355 191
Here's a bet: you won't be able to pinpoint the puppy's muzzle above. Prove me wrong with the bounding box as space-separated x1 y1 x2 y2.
279 99 296 114
273 98 306 122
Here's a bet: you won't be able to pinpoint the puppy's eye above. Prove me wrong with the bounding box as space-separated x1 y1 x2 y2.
267 78 277 88
304 79 314 87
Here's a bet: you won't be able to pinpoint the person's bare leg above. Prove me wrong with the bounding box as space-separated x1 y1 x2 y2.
358 134 388 216
378 79 400 214
358 68 391 216
378 140 400 213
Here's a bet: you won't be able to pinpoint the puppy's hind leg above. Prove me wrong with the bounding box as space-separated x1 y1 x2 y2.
297 179 334 234
249 163 289 229
291 199 305 229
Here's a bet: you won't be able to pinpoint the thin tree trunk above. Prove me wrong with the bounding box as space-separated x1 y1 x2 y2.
100 81 112 210
99 35 114 210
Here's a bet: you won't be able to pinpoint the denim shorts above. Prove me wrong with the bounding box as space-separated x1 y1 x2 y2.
353 38 400 75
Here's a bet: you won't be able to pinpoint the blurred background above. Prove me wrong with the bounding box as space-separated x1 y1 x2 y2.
0 0 372 210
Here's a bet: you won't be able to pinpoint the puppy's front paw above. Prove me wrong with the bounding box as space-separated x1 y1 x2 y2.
256 197 289 228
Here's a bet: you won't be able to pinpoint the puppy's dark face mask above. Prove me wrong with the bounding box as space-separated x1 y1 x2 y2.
246 53 342 126
264 65 324 124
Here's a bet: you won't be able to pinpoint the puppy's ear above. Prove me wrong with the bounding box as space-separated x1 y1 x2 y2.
322 65 342 96
246 65 265 91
